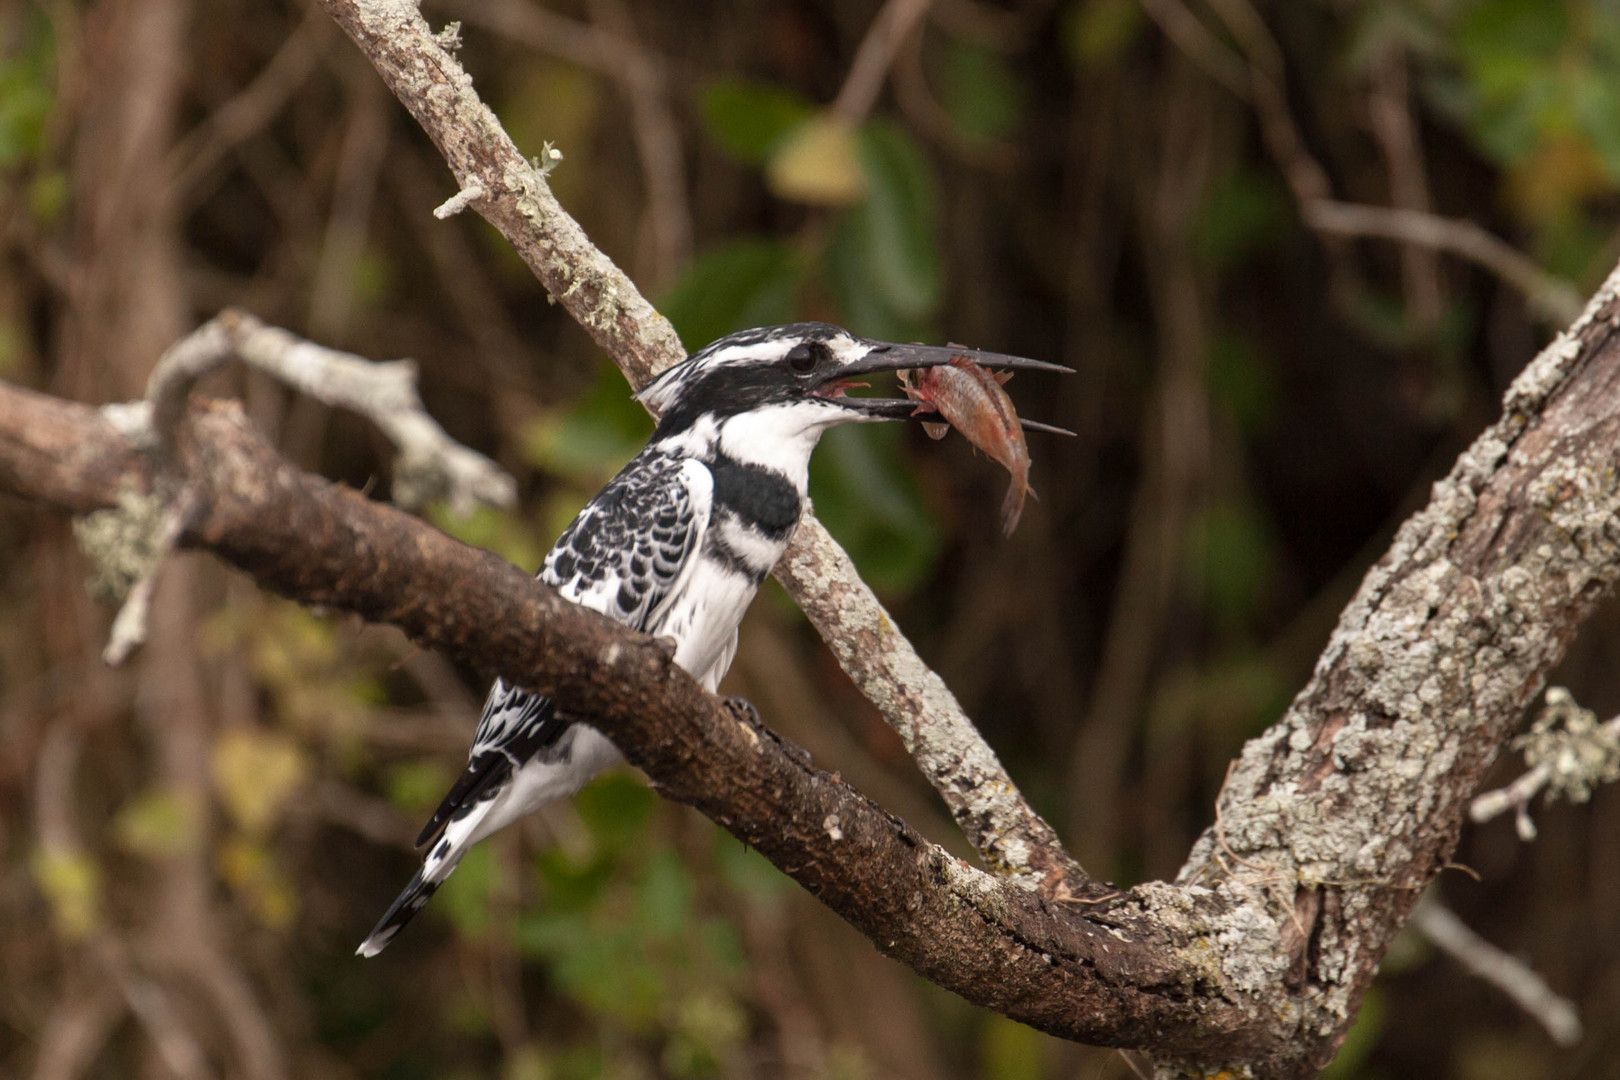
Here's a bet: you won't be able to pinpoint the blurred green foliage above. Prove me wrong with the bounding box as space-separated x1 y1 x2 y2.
10 2 1620 1077
937 41 1029 144
0 11 53 170
1064 0 1147 70
699 79 815 164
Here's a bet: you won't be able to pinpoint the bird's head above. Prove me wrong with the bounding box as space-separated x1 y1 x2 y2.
636 322 1066 475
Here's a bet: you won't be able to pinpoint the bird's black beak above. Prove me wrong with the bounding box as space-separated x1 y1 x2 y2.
816 340 1075 433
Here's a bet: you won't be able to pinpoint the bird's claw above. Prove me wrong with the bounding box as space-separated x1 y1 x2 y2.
722 695 760 725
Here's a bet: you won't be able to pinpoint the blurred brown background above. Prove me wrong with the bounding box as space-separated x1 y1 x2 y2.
2 0 1618 1077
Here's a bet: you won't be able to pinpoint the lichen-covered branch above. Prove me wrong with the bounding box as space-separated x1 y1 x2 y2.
314 0 1079 888
1171 264 1620 1074
73 308 515 665
141 307 515 514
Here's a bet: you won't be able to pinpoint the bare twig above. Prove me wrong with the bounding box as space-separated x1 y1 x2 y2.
166 6 332 203
99 488 193 665
432 179 485 218
892 31 1019 169
1135 0 1250 100
1471 686 1620 838
1366 51 1444 333
1305 201 1584 324
1410 901 1583 1046
586 0 692 285
98 940 214 1080
308 73 390 339
831 0 934 124
30 984 123 1080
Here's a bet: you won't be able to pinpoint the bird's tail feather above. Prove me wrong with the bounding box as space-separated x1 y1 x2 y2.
356 798 491 957
355 868 440 957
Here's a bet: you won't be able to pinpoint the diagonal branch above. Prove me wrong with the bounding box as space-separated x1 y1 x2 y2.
0 378 1247 1055
314 0 1080 889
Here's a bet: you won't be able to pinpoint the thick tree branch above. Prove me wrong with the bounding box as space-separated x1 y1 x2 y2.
0 379 1248 1054
314 0 1079 889
1173 266 1620 1073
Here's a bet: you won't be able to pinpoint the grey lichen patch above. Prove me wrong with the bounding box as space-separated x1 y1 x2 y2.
73 485 170 605
1516 687 1620 804
938 852 1008 912
1505 326 1589 419
1208 882 1291 995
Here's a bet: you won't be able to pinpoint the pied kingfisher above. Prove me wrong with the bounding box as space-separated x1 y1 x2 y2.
357 322 1066 956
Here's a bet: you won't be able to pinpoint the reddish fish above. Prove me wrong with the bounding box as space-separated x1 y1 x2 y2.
899 356 1033 535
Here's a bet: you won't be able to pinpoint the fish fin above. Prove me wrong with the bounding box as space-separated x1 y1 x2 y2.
922 422 950 440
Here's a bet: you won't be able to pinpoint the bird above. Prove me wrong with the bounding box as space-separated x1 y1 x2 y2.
356 322 1069 956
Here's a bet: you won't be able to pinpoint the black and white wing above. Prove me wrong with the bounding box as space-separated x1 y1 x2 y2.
413 453 713 846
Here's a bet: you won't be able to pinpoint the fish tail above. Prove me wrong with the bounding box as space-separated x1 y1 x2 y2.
1001 478 1026 536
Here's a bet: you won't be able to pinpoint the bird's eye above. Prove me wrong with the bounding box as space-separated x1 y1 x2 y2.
787 344 819 374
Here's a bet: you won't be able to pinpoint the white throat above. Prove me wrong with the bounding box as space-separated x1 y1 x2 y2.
714 402 840 491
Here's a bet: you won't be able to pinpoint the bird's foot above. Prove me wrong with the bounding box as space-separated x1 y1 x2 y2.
722 695 760 725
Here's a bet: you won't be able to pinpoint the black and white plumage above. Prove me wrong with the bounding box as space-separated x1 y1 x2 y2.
357 322 1068 956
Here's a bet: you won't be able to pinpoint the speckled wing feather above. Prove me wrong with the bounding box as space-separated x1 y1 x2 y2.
414 453 710 846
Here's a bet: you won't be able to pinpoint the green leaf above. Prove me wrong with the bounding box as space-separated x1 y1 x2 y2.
938 41 1028 142
1194 168 1289 271
714 831 790 906
0 13 55 168
660 239 806 353
532 851 615 913
979 1014 1045 1080
827 122 944 332
31 847 102 940
636 849 694 940
573 772 657 853
1065 0 1146 69
114 788 203 858
384 759 455 817
765 113 867 205
1188 499 1277 633
522 360 652 490
427 503 548 573
211 727 309 835
699 79 815 163
1208 331 1276 433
